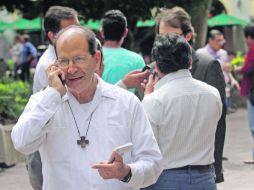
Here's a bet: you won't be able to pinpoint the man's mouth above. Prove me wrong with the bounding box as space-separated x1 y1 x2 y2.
68 76 83 82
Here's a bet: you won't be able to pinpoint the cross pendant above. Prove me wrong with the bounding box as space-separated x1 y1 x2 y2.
77 136 89 148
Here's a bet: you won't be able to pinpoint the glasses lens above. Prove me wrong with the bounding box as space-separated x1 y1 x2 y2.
57 59 69 67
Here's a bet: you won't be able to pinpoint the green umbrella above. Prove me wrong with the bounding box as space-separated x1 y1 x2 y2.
10 18 41 31
208 13 248 27
136 19 156 27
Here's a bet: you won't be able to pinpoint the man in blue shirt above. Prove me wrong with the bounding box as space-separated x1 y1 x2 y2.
20 34 37 81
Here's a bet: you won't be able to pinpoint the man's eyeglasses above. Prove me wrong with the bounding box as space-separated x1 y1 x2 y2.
56 55 92 68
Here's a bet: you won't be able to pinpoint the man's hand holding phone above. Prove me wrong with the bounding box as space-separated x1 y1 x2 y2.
46 64 67 97
122 67 150 89
92 143 133 181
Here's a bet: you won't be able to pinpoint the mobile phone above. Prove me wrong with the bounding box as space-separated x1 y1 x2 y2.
108 142 133 163
142 65 151 72
58 74 66 85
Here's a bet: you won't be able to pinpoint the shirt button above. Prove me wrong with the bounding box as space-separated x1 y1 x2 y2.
92 184 96 189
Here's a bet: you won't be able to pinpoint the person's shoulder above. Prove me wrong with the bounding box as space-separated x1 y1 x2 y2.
195 50 215 66
194 78 220 96
249 43 254 52
196 47 207 54
36 46 56 69
121 48 143 58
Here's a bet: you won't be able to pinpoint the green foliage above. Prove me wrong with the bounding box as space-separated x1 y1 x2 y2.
6 59 15 70
230 51 244 67
0 78 32 123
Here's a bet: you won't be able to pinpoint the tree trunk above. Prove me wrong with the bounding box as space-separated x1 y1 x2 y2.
190 0 212 49
192 14 209 49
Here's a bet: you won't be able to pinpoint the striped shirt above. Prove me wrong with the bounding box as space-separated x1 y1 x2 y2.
142 69 222 169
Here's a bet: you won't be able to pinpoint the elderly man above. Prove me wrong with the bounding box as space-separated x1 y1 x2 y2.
142 34 222 190
29 6 79 190
11 25 162 190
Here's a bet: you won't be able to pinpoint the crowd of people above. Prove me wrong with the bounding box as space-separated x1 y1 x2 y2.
8 5 254 190
10 34 37 82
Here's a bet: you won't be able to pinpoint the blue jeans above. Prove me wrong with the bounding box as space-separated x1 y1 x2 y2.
247 99 254 159
141 167 217 190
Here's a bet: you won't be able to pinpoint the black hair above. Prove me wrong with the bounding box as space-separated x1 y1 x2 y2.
152 34 191 74
54 25 97 56
23 34 30 42
101 9 127 41
44 6 78 42
208 29 223 40
244 24 254 39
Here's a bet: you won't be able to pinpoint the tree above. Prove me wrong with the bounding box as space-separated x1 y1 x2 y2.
0 0 212 49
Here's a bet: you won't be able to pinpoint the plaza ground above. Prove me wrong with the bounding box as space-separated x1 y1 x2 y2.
0 108 253 190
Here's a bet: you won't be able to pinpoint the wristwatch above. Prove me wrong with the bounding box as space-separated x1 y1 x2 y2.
121 168 132 183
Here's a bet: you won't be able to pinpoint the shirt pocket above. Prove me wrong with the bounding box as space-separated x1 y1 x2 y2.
46 121 72 162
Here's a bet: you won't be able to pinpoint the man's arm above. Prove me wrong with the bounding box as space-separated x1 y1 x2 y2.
12 65 66 154
116 70 150 89
125 98 162 188
92 96 162 188
11 88 62 154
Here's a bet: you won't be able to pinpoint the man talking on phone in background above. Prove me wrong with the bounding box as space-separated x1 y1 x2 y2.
12 25 162 190
142 33 222 190
154 7 226 183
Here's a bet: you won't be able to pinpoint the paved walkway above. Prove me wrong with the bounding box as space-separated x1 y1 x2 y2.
0 108 253 190
217 108 254 190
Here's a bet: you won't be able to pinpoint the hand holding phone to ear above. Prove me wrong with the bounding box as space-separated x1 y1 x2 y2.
46 64 67 96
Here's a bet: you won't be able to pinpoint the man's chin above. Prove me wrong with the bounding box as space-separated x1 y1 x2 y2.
68 85 87 95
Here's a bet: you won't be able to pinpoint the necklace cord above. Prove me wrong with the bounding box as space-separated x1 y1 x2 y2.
67 100 93 139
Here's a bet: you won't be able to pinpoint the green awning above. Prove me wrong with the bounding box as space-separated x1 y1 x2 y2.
208 13 248 27
0 17 42 32
0 22 12 32
10 18 41 31
136 19 156 27
80 18 157 30
80 19 101 31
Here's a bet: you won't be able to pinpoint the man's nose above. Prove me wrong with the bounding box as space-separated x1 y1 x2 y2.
67 61 77 74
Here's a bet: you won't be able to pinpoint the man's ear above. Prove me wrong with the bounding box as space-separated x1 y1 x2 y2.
48 31 55 43
94 50 103 77
185 31 193 42
100 29 105 39
123 28 128 38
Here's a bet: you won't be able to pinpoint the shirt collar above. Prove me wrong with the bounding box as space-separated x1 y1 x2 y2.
155 69 192 90
206 44 221 59
206 44 216 54
48 44 55 52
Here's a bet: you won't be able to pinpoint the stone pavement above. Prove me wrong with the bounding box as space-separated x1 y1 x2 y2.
0 108 253 190
217 108 254 190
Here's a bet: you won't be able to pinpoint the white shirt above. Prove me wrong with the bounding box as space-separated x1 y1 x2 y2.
142 69 222 169
11 42 23 64
11 76 162 190
33 44 56 93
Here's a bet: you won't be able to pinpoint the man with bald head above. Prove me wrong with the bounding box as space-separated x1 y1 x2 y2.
11 25 162 190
